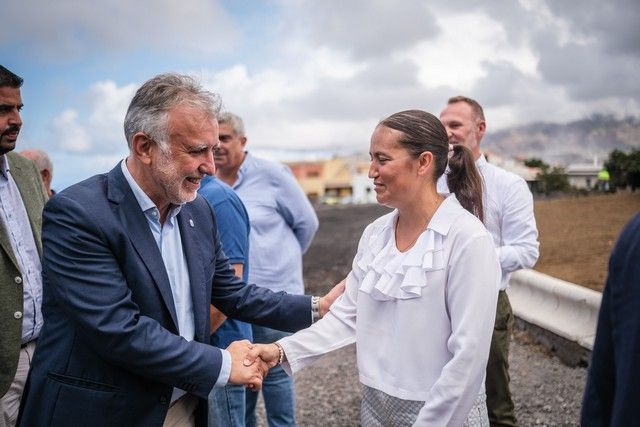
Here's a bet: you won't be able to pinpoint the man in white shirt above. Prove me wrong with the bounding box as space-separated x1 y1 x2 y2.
438 96 539 427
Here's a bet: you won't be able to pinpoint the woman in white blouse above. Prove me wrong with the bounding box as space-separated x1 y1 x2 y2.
250 110 501 426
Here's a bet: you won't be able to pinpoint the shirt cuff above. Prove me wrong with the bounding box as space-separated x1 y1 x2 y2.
215 349 232 387
277 339 294 377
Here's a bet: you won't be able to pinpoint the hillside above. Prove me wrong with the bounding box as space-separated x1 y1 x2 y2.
483 115 640 166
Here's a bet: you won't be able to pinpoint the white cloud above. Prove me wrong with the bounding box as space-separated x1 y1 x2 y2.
404 12 538 92
87 81 137 125
200 44 366 110
249 116 376 151
53 109 91 152
301 47 368 80
86 81 138 147
51 80 136 154
197 44 373 149
202 65 314 107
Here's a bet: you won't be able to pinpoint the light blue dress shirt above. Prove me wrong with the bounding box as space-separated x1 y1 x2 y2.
232 153 318 295
120 161 231 396
0 154 43 344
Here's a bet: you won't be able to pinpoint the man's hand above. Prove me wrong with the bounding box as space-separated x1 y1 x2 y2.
226 340 268 390
244 343 282 370
319 277 346 318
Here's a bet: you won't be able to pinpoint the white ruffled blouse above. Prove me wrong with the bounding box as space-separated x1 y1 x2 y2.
279 195 501 426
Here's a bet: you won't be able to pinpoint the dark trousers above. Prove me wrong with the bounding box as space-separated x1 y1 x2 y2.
486 290 517 427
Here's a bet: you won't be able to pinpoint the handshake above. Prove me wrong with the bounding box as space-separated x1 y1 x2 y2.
225 340 283 390
223 278 346 390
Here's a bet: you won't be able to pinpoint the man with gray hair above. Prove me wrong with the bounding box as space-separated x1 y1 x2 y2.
18 73 341 427
19 149 54 197
214 112 319 427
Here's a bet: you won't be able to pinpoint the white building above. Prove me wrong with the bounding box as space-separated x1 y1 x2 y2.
566 157 604 189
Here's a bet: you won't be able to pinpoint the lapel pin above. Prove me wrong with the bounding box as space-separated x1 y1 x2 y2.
189 219 194 227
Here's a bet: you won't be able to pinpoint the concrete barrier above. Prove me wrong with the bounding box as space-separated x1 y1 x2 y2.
507 269 602 365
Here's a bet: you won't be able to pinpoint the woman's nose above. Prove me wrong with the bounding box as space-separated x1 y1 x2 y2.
368 163 377 179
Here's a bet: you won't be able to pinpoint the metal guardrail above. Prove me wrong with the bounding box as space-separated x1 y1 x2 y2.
507 269 602 351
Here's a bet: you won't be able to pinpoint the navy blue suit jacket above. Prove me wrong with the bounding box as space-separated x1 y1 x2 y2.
582 213 640 426
18 164 311 427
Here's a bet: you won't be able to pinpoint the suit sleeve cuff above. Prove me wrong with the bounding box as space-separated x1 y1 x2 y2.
215 349 232 387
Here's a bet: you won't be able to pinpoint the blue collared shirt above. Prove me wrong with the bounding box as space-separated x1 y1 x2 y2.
120 160 231 394
231 153 318 295
0 154 43 344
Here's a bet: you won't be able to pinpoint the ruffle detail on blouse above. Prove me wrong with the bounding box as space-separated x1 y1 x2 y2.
356 217 445 301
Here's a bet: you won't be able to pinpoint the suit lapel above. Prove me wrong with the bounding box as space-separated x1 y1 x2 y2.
178 206 207 342
0 154 46 268
107 165 179 331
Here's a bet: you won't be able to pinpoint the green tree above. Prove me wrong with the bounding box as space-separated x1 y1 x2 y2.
605 149 628 190
525 158 570 195
540 166 570 195
605 149 640 191
627 150 640 191
524 158 546 168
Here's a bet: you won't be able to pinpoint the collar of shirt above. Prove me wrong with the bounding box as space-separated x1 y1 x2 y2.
381 195 464 238
232 151 251 189
475 153 488 171
427 195 466 236
120 159 182 224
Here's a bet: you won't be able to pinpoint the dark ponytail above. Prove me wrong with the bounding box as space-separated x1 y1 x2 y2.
447 144 484 222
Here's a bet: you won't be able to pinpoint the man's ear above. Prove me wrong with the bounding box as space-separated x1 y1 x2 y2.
131 133 155 165
41 169 51 185
417 151 434 176
477 120 486 140
240 136 247 148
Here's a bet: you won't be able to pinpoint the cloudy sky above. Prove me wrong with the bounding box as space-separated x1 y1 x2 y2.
3 0 639 189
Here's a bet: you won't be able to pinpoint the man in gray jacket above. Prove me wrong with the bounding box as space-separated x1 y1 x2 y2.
0 65 48 427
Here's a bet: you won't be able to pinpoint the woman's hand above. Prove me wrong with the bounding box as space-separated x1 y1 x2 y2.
244 343 282 369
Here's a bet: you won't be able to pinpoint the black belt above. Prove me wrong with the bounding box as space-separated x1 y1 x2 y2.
21 340 36 349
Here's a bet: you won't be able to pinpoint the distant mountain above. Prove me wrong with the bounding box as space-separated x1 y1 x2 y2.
483 115 640 166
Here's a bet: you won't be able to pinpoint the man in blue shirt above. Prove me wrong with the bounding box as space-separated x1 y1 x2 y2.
198 175 252 427
214 112 319 427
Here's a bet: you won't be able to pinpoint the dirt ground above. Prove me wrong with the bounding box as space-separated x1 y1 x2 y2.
533 191 640 291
